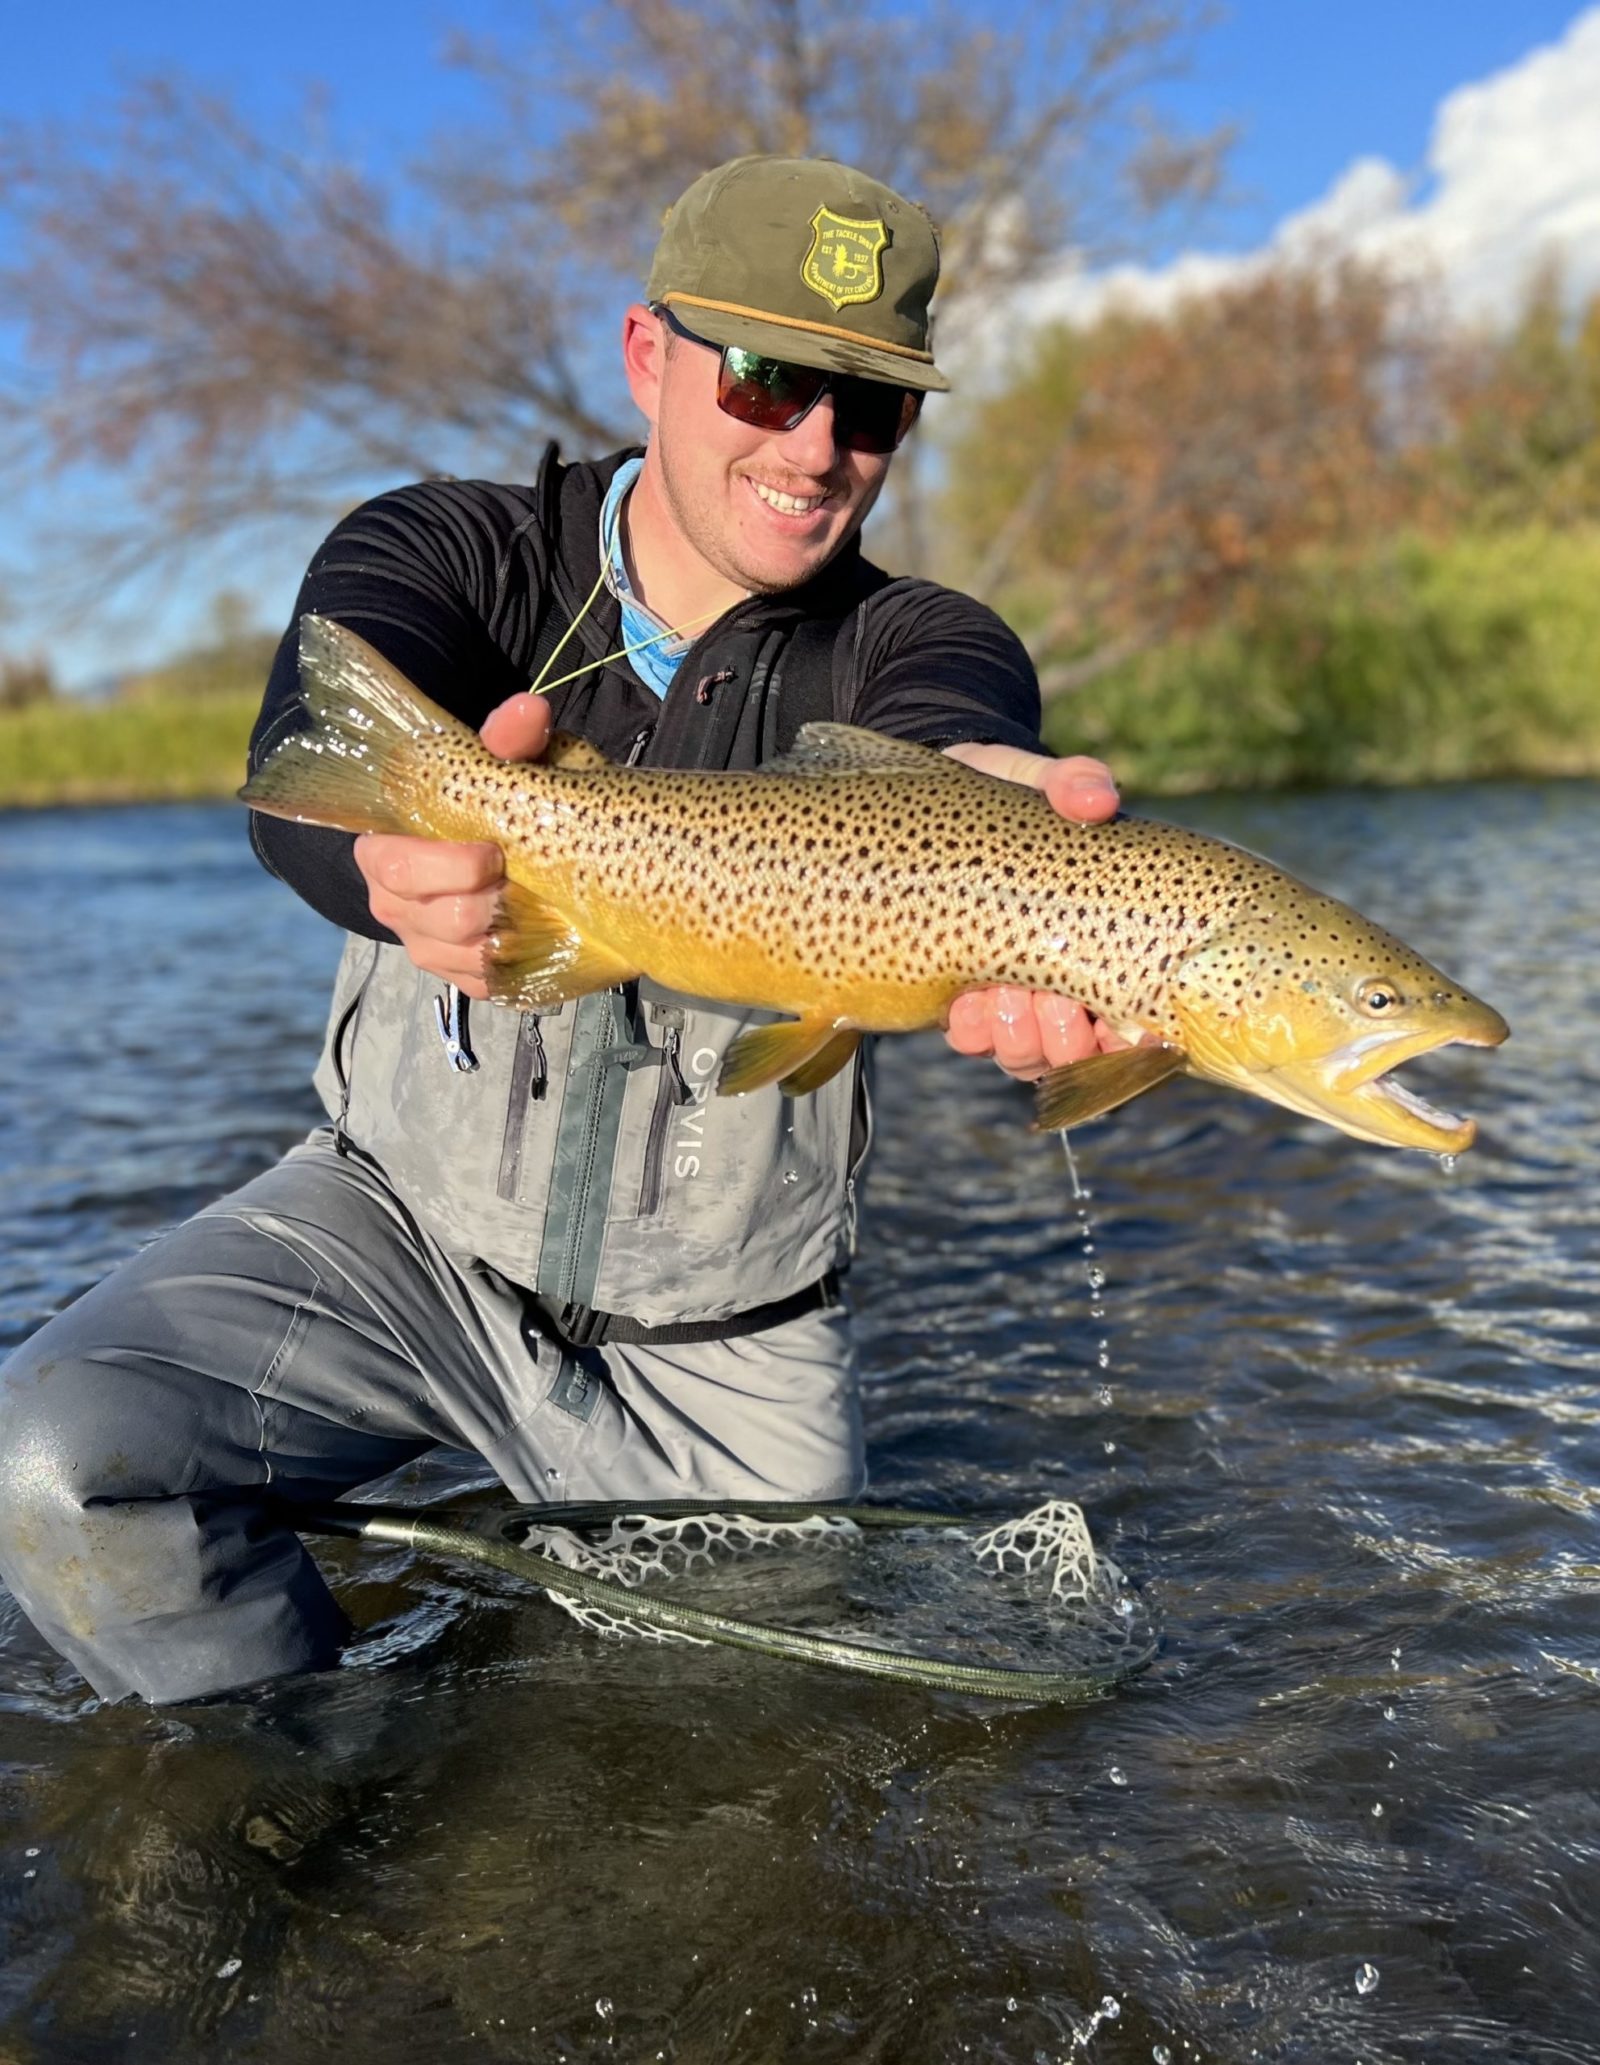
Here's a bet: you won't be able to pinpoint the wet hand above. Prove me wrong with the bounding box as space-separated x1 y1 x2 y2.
940 741 1125 1080
354 693 552 997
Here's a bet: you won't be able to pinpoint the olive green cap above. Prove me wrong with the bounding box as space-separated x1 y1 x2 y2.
646 154 950 393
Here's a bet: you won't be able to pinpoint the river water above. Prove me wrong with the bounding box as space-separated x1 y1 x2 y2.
0 784 1596 2064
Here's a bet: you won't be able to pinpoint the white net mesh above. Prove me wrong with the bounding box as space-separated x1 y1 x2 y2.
519 1510 862 1644
517 1500 1151 1677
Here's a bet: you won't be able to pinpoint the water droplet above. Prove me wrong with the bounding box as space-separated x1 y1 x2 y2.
595 1997 614 2021
800 1987 817 2009
1103 1440 1117 1454
1436 1153 1457 1174
782 1170 798 1185
24 1847 39 1858
546 1467 560 1481
1086 1266 1107 1291
1355 1962 1379 1996
216 1957 243 1980
1097 1385 1113 1407
1082 1242 1096 1256
1109 1766 1129 1788
1383 1704 1396 1721
1153 2048 1173 2064
1097 1349 1111 1369
1100 1996 1121 2020
1371 1801 1384 1817
1089 1302 1106 1319
1006 1996 1019 2012
1115 1594 1136 1618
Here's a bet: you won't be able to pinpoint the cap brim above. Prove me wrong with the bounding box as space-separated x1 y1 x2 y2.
666 302 950 394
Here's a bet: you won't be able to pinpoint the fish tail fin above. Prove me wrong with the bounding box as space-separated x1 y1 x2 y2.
239 615 483 835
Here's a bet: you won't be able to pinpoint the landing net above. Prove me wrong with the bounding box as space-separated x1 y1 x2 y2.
300 1497 1157 1702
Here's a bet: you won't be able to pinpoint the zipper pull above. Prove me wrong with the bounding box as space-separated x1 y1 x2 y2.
433 984 480 1073
663 1023 690 1104
526 1015 547 1100
625 725 654 765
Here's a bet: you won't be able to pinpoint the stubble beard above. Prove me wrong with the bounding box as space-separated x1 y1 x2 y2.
653 422 884 598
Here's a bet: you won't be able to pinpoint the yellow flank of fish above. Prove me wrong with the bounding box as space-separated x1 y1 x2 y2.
240 617 1509 1152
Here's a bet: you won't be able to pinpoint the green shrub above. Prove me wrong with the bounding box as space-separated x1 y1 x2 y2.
1041 525 1600 793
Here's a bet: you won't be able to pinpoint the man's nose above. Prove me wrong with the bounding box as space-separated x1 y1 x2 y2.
770 391 843 472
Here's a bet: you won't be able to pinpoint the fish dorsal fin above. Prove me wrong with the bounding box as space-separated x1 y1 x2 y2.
545 731 613 771
762 724 956 778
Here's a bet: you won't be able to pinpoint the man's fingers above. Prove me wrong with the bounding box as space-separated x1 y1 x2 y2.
1037 994 1102 1069
355 833 505 899
946 987 1111 1079
480 692 553 762
1041 754 1119 824
943 740 1119 824
365 883 504 947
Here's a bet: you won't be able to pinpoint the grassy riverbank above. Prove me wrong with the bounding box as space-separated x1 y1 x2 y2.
0 690 259 809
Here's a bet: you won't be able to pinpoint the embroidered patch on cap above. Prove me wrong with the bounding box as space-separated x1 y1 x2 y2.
801 207 889 310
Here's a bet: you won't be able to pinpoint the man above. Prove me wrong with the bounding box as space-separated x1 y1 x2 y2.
0 155 1119 1705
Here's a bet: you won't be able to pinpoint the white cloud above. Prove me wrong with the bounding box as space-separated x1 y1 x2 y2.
1004 7 1600 344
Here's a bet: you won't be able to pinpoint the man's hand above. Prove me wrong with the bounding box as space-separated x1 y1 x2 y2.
940 741 1126 1080
353 694 551 997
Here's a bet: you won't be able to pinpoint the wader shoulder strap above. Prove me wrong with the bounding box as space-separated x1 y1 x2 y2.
767 615 845 759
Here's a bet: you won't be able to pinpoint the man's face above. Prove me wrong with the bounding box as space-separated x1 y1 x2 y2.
624 305 901 595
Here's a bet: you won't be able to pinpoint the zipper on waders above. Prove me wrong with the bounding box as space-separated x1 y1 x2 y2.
638 1007 690 1216
552 723 655 1311
496 1005 558 1202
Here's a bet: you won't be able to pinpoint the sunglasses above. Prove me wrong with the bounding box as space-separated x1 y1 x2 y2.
654 304 923 455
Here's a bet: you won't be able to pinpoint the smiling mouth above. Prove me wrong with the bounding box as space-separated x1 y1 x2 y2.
748 479 830 517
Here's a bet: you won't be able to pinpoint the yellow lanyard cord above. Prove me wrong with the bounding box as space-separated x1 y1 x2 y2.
527 498 723 699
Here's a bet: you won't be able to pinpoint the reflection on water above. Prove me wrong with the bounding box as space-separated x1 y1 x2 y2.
1 786 1598 2063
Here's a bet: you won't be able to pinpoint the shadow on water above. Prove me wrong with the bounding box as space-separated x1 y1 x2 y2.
1 785 1598 2063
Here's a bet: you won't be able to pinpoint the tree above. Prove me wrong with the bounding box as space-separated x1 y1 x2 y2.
945 256 1444 688
1436 261 1600 526
0 0 1226 607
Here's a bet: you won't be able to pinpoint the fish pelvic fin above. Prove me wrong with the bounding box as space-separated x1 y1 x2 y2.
238 615 481 835
779 1029 863 1097
718 1019 853 1098
1032 1044 1185 1133
485 881 639 1009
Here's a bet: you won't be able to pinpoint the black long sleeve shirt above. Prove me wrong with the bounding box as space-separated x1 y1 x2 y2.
248 450 1045 939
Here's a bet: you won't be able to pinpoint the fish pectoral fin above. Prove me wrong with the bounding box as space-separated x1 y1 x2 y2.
779 1029 862 1097
763 724 954 777
484 882 639 1008
1032 1044 1185 1133
544 731 613 771
718 1019 849 1098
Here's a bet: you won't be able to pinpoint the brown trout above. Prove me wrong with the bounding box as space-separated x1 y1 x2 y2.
241 616 1508 1152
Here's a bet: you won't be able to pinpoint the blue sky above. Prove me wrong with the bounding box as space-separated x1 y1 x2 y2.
2 1 1593 685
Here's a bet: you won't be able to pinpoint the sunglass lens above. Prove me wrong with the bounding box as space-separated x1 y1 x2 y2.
719 347 828 431
831 377 922 454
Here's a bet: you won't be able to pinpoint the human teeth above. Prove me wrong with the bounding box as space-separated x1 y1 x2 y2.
753 483 823 514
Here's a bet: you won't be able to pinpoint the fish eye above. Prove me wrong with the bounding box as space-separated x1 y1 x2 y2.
1355 979 1404 1016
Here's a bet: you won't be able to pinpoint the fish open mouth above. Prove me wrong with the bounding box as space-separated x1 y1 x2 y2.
1298 1010 1510 1153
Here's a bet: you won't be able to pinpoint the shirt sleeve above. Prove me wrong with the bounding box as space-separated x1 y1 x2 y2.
844 578 1044 755
247 480 541 937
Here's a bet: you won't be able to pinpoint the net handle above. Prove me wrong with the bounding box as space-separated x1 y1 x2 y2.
290 1499 1151 1704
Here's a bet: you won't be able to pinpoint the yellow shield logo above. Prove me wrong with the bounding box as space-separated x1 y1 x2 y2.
801 208 889 310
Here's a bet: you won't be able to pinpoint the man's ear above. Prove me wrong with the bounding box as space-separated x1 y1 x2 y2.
621 303 666 428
